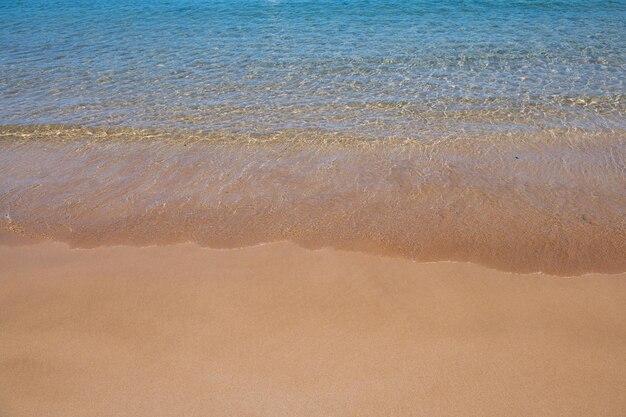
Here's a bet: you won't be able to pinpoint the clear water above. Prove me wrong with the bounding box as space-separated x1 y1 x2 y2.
1 0 625 137
1 0 625 273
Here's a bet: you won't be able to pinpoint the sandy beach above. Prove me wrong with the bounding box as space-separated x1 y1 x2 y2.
1 239 625 417
2 1 625 415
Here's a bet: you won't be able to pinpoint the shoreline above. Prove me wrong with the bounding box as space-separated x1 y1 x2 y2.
2 240 626 416
2 0 625 415
2 124 625 275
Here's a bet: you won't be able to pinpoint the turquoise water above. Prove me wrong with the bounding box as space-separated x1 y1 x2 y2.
1 0 625 137
1 1 626 272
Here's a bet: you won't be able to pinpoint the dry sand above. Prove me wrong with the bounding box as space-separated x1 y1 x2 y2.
1 240 625 417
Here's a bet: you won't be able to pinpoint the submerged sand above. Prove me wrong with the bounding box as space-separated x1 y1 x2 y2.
1 240 625 417
2 124 625 275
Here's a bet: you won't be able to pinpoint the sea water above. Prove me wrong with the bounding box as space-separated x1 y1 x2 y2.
0 0 625 273
1 0 624 136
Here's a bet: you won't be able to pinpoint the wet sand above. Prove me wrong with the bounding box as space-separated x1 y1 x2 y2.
2 125 625 275
1 240 625 417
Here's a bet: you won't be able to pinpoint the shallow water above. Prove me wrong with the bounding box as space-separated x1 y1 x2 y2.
1 125 624 274
1 1 625 273
1 0 625 136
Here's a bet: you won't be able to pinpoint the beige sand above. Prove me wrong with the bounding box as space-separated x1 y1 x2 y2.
1 241 626 417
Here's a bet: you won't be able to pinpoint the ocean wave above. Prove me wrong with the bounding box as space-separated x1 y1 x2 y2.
1 124 624 275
